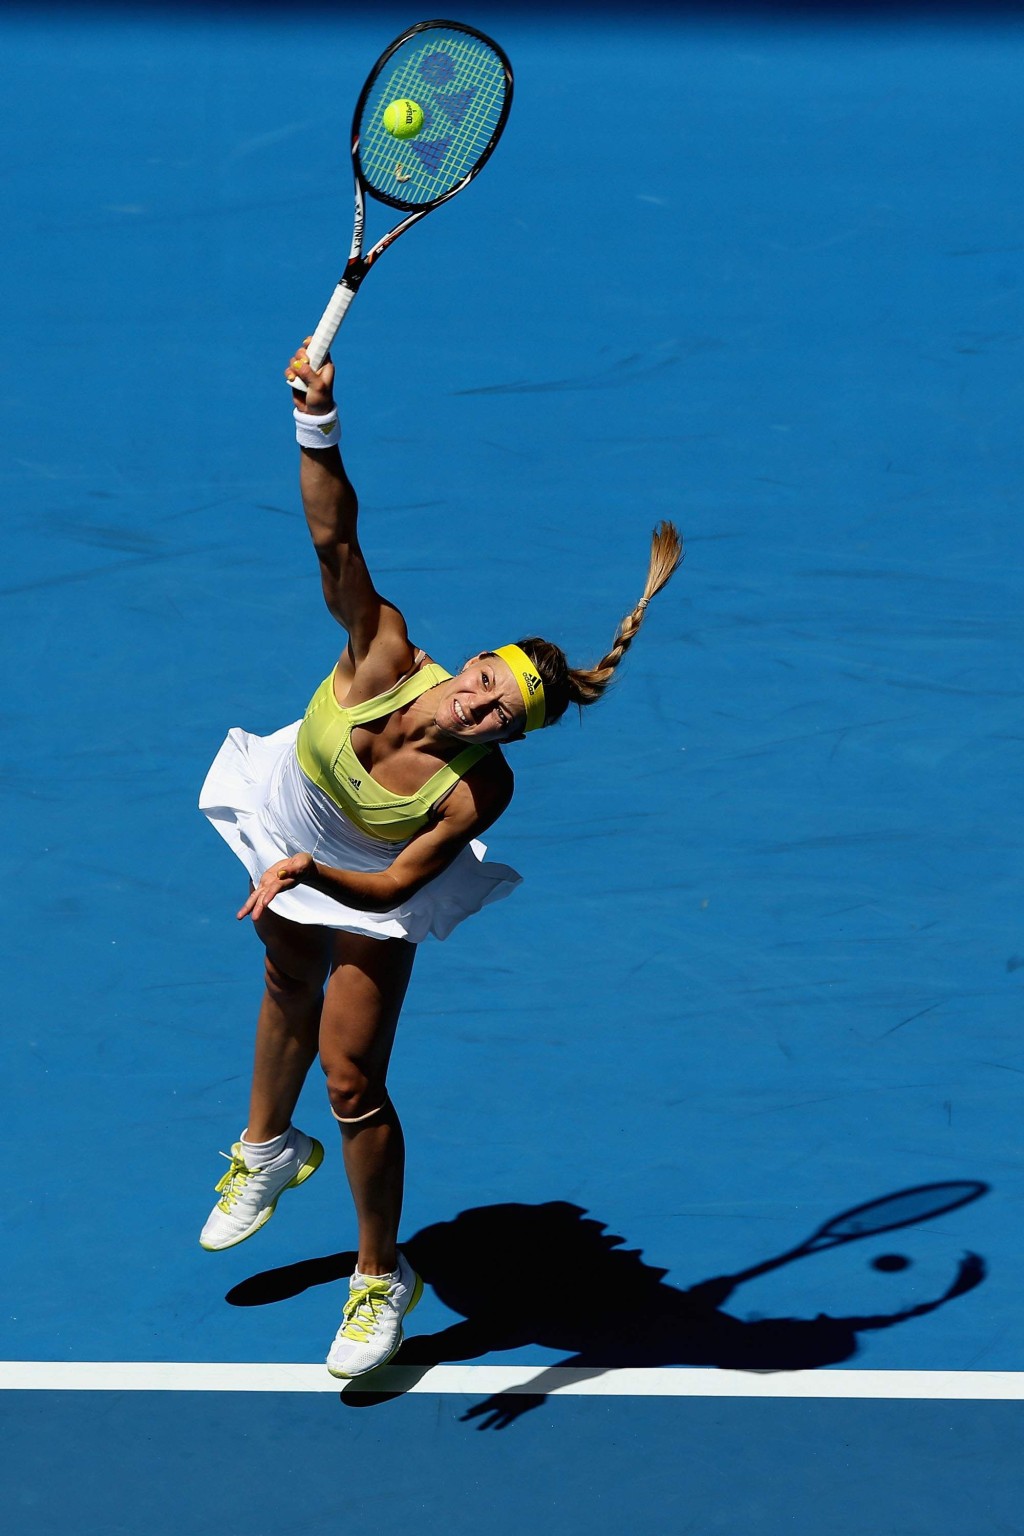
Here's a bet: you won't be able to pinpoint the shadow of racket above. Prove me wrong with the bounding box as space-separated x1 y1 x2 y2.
716 1180 989 1292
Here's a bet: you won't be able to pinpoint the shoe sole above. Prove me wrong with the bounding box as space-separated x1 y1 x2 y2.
199 1139 325 1252
326 1270 424 1379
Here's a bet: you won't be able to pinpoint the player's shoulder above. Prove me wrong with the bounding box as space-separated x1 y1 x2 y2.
336 634 422 704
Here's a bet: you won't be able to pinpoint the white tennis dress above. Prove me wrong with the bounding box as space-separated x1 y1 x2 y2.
199 668 521 943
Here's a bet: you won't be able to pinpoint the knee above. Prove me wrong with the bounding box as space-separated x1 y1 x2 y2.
321 1056 387 1123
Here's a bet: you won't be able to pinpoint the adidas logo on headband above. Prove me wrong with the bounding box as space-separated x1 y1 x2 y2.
494 645 547 734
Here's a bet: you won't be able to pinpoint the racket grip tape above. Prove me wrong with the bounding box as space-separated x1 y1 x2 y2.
290 282 357 392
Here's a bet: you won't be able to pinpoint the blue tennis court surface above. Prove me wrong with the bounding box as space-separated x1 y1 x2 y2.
6 1393 1024 1535
2 3 1023 1531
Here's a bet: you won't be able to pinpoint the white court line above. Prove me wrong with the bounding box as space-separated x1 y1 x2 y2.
1 1362 1023 1399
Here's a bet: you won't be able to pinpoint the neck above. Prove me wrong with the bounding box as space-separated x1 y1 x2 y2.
401 685 457 750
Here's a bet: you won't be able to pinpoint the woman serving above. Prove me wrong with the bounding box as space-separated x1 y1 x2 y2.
198 343 683 1378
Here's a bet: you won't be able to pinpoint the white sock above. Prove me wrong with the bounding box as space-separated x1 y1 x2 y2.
240 1127 292 1169
353 1266 400 1287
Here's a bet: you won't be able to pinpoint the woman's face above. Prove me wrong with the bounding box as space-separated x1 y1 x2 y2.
433 653 527 744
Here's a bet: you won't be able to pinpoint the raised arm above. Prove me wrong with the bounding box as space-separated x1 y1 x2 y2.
286 343 414 678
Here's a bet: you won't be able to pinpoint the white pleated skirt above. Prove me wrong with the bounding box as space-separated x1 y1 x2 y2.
198 721 522 943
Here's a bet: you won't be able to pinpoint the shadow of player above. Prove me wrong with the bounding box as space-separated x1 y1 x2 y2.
393 1199 986 1428
229 1189 987 1430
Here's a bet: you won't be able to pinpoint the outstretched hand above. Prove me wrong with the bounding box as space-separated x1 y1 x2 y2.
286 339 336 414
943 1251 986 1301
238 853 315 921
460 1392 546 1431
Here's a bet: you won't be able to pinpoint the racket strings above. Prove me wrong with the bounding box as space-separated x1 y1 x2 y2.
823 1182 986 1240
358 32 508 207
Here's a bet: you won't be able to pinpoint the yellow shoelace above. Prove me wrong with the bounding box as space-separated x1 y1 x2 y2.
214 1150 253 1211
340 1280 393 1342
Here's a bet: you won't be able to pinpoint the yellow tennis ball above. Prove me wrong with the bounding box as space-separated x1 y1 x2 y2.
383 98 424 140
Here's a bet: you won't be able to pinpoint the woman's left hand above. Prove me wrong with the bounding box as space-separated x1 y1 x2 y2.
237 853 315 921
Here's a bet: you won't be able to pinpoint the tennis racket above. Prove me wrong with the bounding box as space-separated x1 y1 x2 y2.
294 18 513 389
727 1181 988 1286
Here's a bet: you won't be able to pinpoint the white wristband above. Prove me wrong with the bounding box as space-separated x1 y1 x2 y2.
294 406 340 450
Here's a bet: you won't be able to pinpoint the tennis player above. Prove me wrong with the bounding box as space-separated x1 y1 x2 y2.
197 343 683 1378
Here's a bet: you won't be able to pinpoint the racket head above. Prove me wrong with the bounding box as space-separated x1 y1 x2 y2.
353 19 513 213
816 1181 989 1243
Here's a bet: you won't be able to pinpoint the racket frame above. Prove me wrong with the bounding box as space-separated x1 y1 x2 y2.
811 1181 988 1245
725 1180 988 1287
301 18 514 377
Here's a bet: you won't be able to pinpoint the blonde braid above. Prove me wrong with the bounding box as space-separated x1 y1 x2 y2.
566 521 684 707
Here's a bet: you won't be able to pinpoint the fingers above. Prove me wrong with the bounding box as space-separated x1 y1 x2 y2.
238 884 276 922
284 344 309 387
284 345 307 392
237 857 309 921
460 1399 527 1431
237 874 281 922
275 853 311 883
284 342 336 397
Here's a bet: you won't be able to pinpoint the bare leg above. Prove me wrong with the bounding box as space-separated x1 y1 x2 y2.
319 931 416 1275
246 903 333 1143
340 1102 407 1275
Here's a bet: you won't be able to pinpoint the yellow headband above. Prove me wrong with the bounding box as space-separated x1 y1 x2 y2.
494 645 546 734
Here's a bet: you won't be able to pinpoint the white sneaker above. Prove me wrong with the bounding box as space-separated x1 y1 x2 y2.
199 1129 323 1251
326 1252 423 1378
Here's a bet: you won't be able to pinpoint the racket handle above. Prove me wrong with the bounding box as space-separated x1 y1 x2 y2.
290 281 358 393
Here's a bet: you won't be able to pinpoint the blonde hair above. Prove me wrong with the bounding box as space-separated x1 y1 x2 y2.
518 521 684 725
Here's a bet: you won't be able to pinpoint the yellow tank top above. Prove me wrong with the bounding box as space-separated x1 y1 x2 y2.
294 663 489 843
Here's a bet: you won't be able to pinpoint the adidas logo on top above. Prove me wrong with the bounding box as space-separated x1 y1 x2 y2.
523 672 541 696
